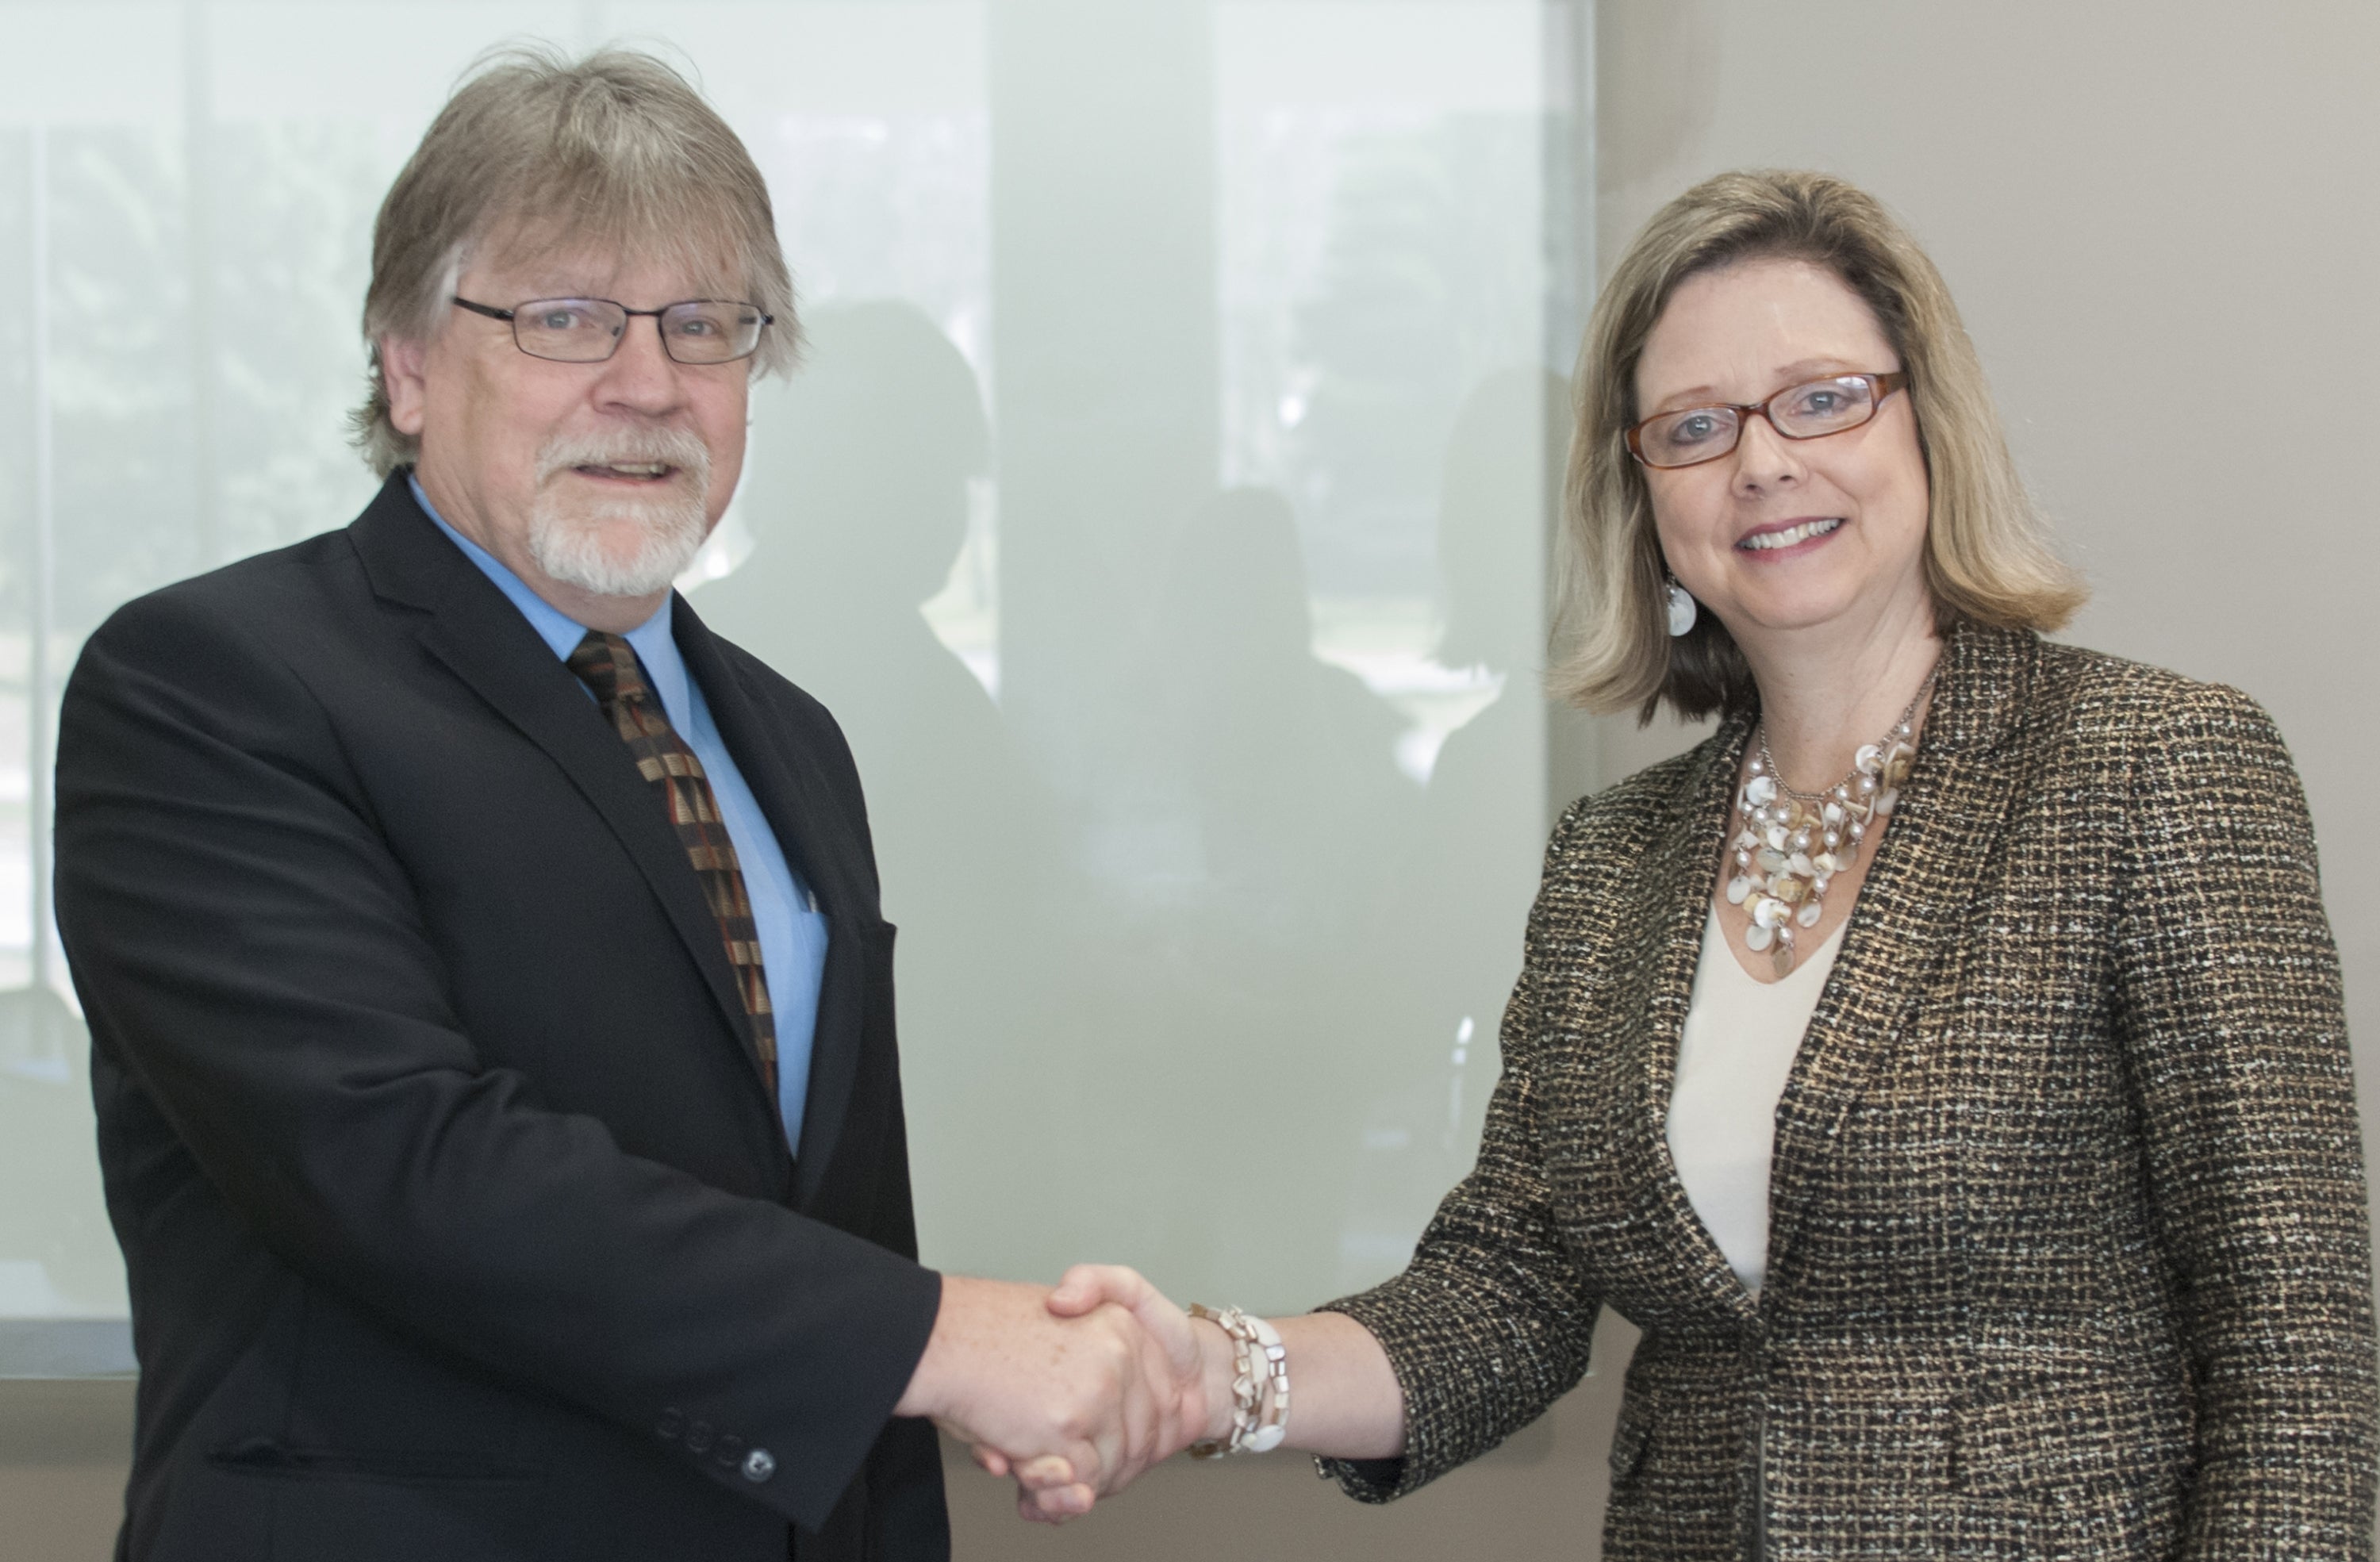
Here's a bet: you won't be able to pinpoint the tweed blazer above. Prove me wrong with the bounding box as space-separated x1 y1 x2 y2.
1322 624 2376 1560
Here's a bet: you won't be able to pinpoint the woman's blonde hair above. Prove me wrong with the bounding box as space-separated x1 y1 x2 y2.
1550 169 2085 720
351 45 798 476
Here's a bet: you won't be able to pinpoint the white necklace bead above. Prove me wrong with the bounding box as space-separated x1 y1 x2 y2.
1733 670 1936 975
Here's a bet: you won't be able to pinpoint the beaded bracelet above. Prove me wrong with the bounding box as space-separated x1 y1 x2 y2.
1185 1304 1290 1457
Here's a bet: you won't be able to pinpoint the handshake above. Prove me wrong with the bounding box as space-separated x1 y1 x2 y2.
892 1264 1231 1523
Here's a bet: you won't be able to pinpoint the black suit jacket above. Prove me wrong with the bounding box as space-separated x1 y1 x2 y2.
54 474 950 1561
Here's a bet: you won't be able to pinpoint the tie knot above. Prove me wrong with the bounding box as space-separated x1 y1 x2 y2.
566 631 651 709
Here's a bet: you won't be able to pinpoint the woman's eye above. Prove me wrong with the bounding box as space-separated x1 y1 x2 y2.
1668 413 1720 444
1783 381 1874 424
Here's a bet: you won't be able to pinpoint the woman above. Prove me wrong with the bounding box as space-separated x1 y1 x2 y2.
1019 169 2377 1557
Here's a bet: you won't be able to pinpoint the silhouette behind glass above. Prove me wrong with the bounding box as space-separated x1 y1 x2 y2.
695 302 1067 1260
1336 370 1568 1273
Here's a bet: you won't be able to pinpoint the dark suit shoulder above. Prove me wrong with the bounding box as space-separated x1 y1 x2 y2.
688 614 872 804
701 628 846 741
85 525 370 672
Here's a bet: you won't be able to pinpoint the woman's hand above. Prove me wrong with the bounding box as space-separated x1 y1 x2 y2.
1049 1263 1234 1449
897 1273 1201 1522
981 1263 1407 1521
965 1264 1216 1523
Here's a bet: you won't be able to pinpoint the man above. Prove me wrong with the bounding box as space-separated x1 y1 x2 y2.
55 49 1188 1560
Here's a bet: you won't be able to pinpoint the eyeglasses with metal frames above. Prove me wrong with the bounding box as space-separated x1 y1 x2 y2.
1625 370 1910 469
451 295 775 366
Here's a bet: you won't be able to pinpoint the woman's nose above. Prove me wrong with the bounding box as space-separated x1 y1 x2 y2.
1729 409 1806 490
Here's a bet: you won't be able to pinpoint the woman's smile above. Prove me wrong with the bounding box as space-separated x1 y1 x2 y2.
1737 516 1844 555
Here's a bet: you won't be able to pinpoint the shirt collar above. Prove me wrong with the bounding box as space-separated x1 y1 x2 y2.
408 471 689 725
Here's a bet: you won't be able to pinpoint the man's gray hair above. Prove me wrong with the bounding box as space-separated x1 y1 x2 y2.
351 45 798 476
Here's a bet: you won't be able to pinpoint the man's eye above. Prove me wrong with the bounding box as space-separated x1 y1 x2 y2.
536 309 594 332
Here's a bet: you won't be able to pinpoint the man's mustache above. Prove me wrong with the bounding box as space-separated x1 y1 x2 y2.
535 428 712 487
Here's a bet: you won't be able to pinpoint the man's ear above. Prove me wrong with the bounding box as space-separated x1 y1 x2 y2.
380 336 431 437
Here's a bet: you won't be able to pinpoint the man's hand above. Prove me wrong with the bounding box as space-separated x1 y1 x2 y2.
1043 1263 1221 1445
1046 1272 1415 1477
894 1274 1203 1522
981 1265 1224 1522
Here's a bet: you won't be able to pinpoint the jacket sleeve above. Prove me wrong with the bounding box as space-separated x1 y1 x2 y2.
857 979 954 1553
2110 680 2378 1557
53 588 943 1531
1315 801 1603 1501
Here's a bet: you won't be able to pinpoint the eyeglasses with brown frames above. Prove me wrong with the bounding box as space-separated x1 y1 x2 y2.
1625 370 1910 469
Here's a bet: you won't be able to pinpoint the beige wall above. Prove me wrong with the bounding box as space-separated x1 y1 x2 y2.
0 1380 135 1560
1563 3 2380 1557
1580 2 2380 1103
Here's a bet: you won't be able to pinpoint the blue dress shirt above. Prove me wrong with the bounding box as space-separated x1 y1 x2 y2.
409 476 826 1153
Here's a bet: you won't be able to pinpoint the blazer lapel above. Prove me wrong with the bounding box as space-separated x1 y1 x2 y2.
670 601 874 1208
347 482 763 1090
1633 711 1767 1322
1761 624 2036 1291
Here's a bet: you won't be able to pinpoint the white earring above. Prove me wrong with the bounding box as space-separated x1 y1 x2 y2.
1664 578 1698 637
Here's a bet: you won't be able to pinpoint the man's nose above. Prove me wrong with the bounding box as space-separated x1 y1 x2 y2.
591 314 687 412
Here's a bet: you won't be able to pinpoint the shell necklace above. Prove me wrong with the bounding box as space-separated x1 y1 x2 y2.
1726 671 1935 977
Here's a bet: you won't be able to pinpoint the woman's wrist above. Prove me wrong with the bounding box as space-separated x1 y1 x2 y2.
1191 1314 1238 1444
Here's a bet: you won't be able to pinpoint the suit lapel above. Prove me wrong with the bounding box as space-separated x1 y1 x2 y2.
1633 712 1766 1322
671 601 873 1208
1761 624 2035 1291
348 481 763 1092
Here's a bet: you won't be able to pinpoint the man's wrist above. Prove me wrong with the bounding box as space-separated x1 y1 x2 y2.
892 1271 970 1422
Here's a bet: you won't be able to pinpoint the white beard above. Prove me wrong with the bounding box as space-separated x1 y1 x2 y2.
526 428 714 599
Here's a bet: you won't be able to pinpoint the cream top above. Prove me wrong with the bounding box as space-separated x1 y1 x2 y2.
1664 906 1845 1297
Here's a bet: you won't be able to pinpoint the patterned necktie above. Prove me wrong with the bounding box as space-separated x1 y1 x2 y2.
567 631 777 1099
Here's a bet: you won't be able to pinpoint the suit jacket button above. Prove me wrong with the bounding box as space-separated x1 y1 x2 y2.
742 1448 777 1483
685 1421 716 1454
715 1433 746 1468
655 1410 685 1441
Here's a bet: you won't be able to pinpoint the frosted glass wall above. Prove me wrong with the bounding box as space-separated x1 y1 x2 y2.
0 0 1582 1352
